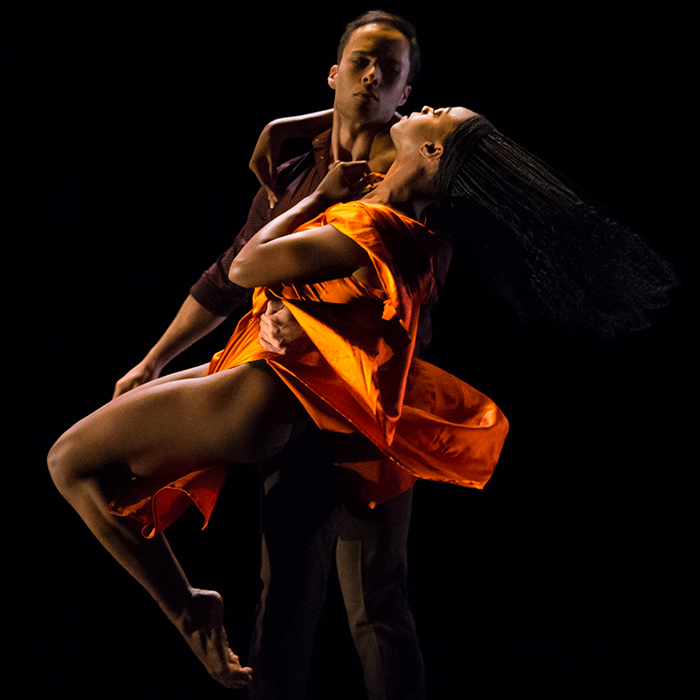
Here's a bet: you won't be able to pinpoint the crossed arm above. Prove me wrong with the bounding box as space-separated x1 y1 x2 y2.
229 195 364 289
230 160 375 290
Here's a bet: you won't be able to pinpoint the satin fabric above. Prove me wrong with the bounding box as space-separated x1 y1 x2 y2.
109 202 508 537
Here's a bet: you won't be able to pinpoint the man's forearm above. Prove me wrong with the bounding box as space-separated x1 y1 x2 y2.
264 109 334 140
143 294 228 371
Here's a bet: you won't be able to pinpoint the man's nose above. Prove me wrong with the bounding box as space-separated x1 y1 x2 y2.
363 63 381 86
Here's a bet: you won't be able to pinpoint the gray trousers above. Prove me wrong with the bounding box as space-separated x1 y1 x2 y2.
248 428 425 700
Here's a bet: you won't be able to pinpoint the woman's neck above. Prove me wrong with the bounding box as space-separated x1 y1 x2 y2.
361 160 435 222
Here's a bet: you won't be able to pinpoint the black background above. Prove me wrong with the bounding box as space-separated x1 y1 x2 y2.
17 4 693 697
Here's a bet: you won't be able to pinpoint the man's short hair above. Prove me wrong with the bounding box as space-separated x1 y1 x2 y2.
337 10 421 84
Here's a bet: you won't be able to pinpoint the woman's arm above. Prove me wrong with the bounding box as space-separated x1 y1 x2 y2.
230 161 372 288
229 220 366 289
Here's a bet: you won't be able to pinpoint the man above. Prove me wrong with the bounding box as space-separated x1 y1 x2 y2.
114 12 442 700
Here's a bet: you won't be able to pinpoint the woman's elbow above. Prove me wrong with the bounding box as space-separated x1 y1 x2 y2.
228 260 255 287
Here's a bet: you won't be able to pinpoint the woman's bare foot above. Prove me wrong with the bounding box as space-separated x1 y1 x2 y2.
175 588 252 689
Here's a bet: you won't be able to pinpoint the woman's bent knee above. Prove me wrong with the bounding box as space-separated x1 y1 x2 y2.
47 428 99 496
47 433 75 494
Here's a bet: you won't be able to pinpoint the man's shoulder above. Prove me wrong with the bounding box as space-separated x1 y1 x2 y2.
273 128 332 201
279 129 332 170
276 150 315 190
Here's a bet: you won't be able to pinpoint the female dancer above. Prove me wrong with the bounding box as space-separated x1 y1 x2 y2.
48 106 674 689
47 106 486 688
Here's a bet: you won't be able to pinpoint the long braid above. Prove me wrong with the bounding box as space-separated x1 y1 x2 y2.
435 116 677 337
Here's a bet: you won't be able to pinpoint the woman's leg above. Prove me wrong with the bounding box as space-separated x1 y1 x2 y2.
122 362 211 392
47 363 305 688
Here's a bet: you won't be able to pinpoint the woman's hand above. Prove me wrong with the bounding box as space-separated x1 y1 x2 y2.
316 160 377 207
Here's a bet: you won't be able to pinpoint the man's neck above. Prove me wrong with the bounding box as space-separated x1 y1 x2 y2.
330 112 396 169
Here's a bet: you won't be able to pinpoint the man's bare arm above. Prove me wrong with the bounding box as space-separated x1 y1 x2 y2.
249 109 335 208
112 295 227 398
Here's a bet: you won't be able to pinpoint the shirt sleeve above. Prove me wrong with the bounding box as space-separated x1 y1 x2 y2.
188 187 269 316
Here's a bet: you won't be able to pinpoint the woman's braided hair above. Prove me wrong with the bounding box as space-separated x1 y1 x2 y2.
434 115 677 337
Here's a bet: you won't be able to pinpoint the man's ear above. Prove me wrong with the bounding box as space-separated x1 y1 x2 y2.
328 65 339 90
398 84 412 107
420 142 444 160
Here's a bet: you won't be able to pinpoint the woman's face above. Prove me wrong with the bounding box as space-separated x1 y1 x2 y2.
392 105 475 151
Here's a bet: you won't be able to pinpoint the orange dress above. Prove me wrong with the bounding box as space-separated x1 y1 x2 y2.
109 202 509 538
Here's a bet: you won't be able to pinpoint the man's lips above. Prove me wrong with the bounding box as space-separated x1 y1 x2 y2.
354 91 378 101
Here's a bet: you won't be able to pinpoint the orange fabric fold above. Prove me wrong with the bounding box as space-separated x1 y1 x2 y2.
108 466 229 539
109 202 509 536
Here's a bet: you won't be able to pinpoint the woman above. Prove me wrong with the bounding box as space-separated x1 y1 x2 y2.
47 106 508 689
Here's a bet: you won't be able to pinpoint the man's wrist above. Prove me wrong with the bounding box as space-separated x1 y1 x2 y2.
143 348 168 375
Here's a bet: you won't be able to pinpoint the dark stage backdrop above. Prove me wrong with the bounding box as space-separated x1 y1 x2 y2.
23 4 692 698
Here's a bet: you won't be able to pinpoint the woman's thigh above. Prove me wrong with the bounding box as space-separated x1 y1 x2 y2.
129 363 211 393
60 364 305 480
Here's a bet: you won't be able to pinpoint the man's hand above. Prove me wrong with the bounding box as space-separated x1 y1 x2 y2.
113 358 161 399
111 295 228 400
258 299 311 356
249 122 281 209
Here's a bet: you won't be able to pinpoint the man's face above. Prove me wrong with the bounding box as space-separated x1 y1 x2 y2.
328 23 412 126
